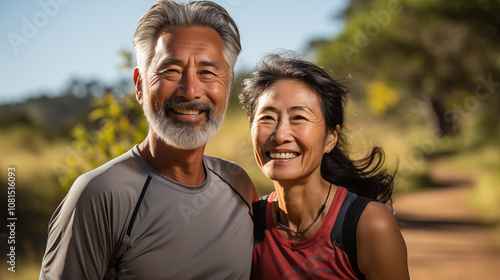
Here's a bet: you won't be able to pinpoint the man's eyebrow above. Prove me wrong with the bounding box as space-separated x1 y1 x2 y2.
155 57 182 71
198 60 220 69
154 58 220 71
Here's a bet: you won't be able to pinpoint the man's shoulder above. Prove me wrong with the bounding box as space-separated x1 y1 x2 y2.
70 150 147 200
47 150 147 236
203 155 247 178
78 150 134 183
204 155 258 204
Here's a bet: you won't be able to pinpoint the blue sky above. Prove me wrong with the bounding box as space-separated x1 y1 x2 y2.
1 0 347 104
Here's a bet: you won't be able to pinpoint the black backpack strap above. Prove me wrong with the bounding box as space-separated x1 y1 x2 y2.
342 196 372 280
253 195 269 245
331 191 358 251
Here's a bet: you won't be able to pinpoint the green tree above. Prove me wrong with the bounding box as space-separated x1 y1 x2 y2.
313 0 500 137
57 91 147 189
57 51 147 189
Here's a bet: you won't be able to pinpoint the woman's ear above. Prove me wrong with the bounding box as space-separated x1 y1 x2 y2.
133 67 144 106
324 125 340 153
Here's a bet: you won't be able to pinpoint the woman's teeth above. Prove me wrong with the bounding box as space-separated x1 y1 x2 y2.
269 152 299 159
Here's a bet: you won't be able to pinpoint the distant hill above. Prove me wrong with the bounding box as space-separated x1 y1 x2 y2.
0 94 93 135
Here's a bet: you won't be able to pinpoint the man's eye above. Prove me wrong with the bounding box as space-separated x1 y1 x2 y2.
166 69 181 74
200 70 215 76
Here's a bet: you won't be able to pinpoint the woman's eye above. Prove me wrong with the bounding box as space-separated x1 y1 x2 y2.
292 115 306 120
260 116 275 121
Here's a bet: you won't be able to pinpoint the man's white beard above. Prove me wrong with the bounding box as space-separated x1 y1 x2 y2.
143 99 225 150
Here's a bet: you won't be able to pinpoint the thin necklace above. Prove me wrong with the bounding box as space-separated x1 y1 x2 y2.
275 183 332 235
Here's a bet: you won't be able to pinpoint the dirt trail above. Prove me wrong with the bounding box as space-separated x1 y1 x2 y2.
394 165 500 280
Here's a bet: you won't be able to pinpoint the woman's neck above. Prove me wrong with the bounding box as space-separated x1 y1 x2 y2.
273 178 337 239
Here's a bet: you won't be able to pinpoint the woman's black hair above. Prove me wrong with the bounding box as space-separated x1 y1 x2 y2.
239 52 395 204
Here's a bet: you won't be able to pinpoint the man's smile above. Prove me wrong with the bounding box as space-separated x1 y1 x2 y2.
173 107 203 115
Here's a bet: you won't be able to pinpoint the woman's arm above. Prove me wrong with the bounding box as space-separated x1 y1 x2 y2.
356 202 410 280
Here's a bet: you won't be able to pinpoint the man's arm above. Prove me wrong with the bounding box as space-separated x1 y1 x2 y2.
40 175 114 280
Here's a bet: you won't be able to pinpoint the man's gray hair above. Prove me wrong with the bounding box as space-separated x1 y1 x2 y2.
134 0 241 80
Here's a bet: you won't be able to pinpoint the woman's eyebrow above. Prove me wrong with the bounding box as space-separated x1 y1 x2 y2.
259 106 278 113
290 105 314 113
258 105 314 113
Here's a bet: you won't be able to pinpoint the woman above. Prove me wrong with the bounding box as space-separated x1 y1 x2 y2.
240 53 410 280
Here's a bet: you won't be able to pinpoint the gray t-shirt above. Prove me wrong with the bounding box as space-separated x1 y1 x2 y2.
40 145 257 279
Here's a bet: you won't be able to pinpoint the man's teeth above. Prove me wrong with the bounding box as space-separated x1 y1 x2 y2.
269 152 298 159
174 108 201 115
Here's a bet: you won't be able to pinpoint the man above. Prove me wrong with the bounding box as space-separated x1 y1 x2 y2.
39 1 257 279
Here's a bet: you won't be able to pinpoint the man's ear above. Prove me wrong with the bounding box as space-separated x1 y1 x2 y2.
133 67 144 106
324 125 340 153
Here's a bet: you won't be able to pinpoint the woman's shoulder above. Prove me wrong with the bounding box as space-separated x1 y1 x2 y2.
356 201 409 279
356 201 403 266
358 201 398 233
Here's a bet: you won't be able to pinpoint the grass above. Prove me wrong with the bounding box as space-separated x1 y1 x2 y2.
0 257 41 280
0 125 70 280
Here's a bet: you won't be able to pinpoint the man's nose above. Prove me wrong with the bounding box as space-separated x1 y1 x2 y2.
177 70 203 100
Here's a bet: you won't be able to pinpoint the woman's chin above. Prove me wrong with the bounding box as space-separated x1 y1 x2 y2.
264 172 298 183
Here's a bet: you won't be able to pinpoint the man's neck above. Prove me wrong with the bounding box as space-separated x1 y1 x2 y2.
138 133 207 186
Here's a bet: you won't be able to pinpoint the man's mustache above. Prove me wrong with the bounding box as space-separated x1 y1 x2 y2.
161 99 214 115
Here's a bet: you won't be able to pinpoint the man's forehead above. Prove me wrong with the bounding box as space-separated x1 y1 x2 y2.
151 27 226 70
157 26 223 47
152 26 225 62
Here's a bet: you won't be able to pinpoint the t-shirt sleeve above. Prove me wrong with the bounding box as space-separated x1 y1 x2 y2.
39 174 115 280
211 158 257 201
